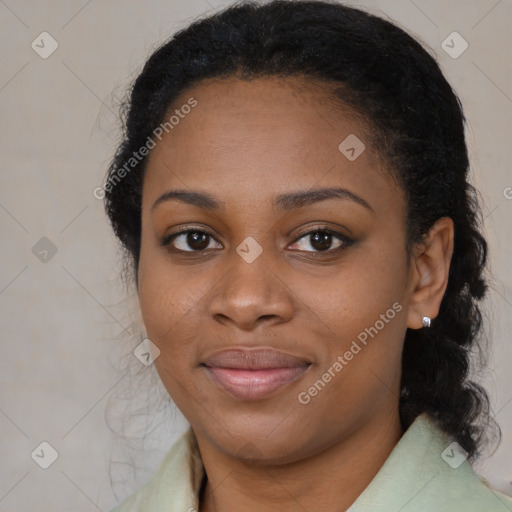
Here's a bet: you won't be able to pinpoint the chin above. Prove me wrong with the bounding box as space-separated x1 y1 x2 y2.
201 418 312 465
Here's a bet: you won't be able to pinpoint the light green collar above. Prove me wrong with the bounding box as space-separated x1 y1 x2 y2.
112 412 512 511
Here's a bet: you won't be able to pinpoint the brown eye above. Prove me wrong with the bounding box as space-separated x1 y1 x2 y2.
289 228 354 253
162 229 222 252
309 231 334 251
184 231 210 251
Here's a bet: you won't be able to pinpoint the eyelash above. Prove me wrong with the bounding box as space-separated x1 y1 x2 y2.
160 226 355 256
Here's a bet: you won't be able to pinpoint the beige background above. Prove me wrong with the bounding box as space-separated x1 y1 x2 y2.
0 0 511 510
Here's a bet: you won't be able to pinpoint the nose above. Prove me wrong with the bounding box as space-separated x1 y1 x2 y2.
208 249 295 332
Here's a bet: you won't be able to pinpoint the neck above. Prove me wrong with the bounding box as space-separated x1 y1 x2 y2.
197 409 403 512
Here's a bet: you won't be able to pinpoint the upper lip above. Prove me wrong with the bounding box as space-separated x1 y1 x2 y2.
203 348 311 370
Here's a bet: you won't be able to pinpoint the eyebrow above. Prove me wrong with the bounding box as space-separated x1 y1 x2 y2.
151 187 374 213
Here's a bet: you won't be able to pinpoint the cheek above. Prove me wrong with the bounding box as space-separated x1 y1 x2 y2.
302 247 407 338
138 276 207 365
137 234 204 338
137 264 201 402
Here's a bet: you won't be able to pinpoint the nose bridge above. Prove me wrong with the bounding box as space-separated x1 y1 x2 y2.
224 240 275 306
208 237 293 328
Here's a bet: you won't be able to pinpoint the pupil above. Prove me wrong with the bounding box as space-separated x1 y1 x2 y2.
311 231 331 251
188 231 209 250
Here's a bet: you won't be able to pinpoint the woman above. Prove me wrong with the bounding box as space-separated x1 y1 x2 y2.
105 1 512 510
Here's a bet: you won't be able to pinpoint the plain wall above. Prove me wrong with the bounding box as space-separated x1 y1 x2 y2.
0 1 511 510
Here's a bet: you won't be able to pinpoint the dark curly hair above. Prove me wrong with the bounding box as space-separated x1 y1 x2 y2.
103 0 501 462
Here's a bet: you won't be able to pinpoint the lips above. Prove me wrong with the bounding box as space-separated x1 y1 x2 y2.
202 348 311 400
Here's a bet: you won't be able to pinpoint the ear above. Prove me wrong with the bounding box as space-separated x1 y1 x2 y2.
406 217 454 329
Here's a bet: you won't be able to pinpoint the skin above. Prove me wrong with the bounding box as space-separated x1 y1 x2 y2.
137 76 454 512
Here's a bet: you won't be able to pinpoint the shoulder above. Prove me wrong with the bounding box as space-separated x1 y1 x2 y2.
417 415 512 511
109 428 202 512
349 413 512 511
425 456 512 511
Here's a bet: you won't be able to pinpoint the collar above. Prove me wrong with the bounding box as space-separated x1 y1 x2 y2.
113 412 512 511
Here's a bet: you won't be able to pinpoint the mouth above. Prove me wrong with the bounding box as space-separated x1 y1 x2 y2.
202 348 312 401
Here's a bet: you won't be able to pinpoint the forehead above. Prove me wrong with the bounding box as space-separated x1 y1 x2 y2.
142 76 403 215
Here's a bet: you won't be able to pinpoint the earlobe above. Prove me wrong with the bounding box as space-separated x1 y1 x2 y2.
406 217 454 330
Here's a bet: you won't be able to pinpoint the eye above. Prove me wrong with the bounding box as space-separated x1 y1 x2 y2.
161 228 222 252
161 227 354 254
288 228 354 253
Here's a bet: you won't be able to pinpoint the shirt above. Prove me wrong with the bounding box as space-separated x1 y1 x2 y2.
110 412 512 511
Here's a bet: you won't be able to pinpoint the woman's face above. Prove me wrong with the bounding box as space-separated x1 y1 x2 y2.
138 76 416 463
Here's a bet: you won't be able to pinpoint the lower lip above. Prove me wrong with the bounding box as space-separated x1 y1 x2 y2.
205 366 309 400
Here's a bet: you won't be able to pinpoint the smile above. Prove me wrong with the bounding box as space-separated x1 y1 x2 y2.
202 348 311 400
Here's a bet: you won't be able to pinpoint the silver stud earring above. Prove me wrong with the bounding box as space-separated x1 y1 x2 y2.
422 316 431 328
